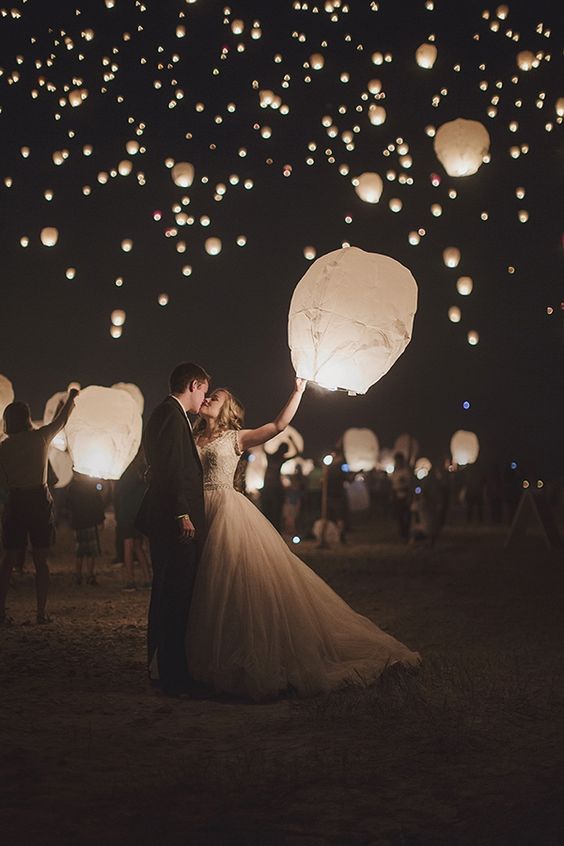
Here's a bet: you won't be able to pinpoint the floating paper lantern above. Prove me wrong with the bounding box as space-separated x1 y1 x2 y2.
288 246 418 394
121 238 133 252
415 457 432 479
450 430 479 466
516 50 536 71
368 104 386 125
0 374 15 424
304 246 316 260
111 382 144 414
264 425 303 458
111 309 126 326
40 226 58 246
343 427 379 472
354 172 383 204
443 247 461 268
433 118 490 177
205 237 222 255
310 53 324 70
448 306 461 323
456 276 473 295
415 43 437 69
393 433 419 465
118 159 132 176
467 330 479 346
171 162 194 188
556 98 564 117
66 385 142 480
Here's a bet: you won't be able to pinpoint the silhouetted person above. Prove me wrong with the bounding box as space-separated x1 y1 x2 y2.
115 448 152 592
464 462 485 523
326 449 348 543
486 462 504 524
0 391 78 624
391 452 413 541
261 444 287 532
68 472 105 586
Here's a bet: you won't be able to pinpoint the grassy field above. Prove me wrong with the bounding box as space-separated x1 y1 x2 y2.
1 514 563 845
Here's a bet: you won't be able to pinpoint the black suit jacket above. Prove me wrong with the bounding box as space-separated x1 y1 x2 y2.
136 396 205 542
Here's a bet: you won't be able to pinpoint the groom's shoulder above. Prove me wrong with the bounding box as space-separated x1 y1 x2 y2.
147 396 178 422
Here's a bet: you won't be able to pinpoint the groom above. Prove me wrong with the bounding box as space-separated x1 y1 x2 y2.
137 362 209 695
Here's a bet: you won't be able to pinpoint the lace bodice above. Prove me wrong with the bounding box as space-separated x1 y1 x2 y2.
197 429 243 491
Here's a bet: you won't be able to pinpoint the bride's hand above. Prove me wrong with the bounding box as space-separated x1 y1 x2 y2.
295 377 307 394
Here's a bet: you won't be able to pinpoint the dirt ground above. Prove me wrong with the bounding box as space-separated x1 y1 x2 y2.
1 514 564 846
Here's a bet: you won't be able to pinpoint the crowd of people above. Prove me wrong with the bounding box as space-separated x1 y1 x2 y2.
0 388 541 625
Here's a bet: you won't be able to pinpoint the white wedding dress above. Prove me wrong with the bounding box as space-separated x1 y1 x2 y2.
186 430 420 700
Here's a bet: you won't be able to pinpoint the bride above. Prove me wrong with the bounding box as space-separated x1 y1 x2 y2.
187 379 420 700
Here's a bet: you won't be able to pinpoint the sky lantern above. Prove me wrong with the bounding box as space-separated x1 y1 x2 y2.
556 98 564 117
457 276 473 295
433 118 490 176
111 309 126 326
415 457 432 479
368 104 386 125
205 236 222 255
354 172 383 204
264 425 303 458
450 430 479 466
467 330 479 345
40 226 58 246
111 382 144 414
121 238 133 252
66 386 142 480
171 162 194 188
288 246 418 394
0 374 15 424
118 159 132 176
448 306 461 323
303 246 316 260
310 53 325 70
443 247 461 267
516 50 536 71
415 43 437 69
48 445 73 488
343 427 380 472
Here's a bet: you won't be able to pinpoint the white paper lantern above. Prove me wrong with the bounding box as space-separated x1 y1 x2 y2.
456 276 473 295
354 172 383 204
66 385 142 480
111 382 144 414
443 247 461 268
556 98 564 117
0 374 15 423
450 430 479 466
368 104 386 125
433 118 490 177
393 433 419 465
205 237 222 255
121 239 133 252
415 457 432 479
264 425 303 458
310 53 325 70
516 50 536 71
171 162 195 188
448 306 461 323
415 43 437 69
343 427 380 472
40 226 59 246
288 246 418 394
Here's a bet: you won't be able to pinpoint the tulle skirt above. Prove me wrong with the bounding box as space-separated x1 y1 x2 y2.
186 487 420 700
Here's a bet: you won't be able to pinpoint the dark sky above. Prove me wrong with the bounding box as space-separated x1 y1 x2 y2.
0 0 563 475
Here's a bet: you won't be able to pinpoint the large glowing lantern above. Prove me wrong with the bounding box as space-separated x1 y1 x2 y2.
48 445 73 488
205 237 222 255
415 43 437 69
443 247 461 268
354 172 383 204
111 382 144 414
450 430 479 466
0 374 15 423
288 246 418 394
171 162 194 188
433 118 490 177
40 227 59 246
343 428 379 472
516 51 536 71
264 425 303 458
393 433 419 465
66 386 142 480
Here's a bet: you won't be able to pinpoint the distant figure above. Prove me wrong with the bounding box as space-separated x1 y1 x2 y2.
326 449 349 544
0 390 78 624
391 452 413 541
409 471 441 546
261 444 287 532
463 462 485 523
68 472 106 586
281 475 302 537
115 448 152 592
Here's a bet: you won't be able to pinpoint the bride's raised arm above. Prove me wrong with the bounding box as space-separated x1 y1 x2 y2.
238 378 307 451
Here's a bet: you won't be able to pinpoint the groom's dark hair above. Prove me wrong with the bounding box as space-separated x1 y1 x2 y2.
169 362 210 394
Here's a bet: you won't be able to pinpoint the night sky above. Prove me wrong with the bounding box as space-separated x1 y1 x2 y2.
1 0 563 475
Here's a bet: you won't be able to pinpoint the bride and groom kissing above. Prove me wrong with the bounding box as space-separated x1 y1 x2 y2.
136 361 419 701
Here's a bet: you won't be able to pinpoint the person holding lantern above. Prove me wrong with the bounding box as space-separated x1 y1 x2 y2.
0 389 79 624
186 379 420 701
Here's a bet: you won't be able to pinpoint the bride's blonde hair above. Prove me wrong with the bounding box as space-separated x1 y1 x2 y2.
193 388 245 436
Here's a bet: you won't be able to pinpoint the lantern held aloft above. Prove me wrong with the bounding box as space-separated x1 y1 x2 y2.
343 428 380 472
288 246 418 394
